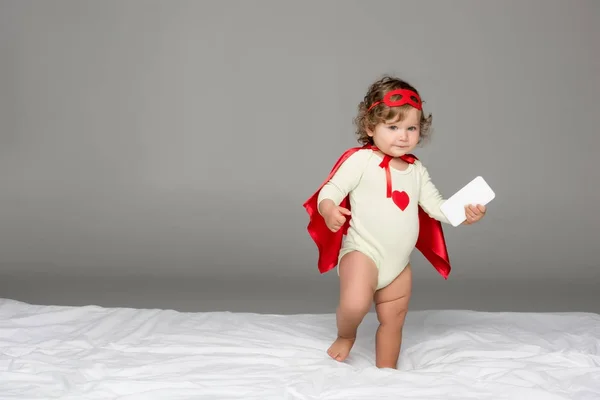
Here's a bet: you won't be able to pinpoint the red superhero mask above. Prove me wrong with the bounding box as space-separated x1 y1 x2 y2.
367 88 422 112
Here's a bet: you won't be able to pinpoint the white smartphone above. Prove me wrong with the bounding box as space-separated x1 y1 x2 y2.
440 176 495 227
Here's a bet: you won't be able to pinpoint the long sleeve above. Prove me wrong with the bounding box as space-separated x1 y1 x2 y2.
417 162 451 224
317 149 371 212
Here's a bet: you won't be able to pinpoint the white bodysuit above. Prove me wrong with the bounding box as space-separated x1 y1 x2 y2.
317 148 450 290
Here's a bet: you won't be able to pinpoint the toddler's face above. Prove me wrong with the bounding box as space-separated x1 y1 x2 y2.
367 107 421 157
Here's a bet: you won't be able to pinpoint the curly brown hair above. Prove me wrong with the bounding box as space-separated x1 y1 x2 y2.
353 76 433 146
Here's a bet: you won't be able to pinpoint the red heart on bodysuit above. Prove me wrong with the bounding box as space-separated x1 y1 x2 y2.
391 190 410 211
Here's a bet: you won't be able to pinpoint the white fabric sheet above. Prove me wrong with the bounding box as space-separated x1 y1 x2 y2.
0 297 599 399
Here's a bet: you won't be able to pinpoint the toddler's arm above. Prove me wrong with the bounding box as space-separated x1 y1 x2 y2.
317 150 370 214
417 162 451 224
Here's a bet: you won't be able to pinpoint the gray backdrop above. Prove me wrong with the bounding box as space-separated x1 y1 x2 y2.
1 0 598 314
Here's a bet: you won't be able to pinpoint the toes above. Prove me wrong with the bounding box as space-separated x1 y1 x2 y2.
327 338 354 362
327 346 341 361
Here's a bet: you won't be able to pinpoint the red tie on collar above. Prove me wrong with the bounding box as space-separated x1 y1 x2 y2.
368 144 416 198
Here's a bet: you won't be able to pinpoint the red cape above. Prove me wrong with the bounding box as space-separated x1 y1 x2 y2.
303 145 451 279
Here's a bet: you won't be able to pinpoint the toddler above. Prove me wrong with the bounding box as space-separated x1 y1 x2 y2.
303 76 487 369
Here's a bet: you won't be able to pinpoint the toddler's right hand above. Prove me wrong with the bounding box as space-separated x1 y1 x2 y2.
321 202 351 233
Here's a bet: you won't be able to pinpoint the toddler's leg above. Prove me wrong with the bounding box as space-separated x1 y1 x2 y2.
373 264 412 369
327 251 378 362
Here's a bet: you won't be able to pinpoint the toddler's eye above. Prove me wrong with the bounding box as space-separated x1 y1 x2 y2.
408 126 417 131
388 126 398 130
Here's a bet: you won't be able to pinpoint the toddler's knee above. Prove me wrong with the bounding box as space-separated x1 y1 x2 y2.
340 298 371 316
378 306 408 327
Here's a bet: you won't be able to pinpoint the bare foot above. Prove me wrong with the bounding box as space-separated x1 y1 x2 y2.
327 336 356 362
